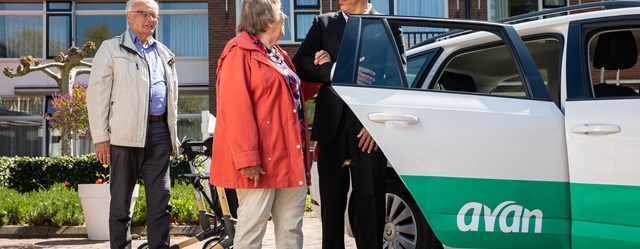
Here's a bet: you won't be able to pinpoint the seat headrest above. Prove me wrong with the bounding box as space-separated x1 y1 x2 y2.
593 31 638 70
439 72 476 92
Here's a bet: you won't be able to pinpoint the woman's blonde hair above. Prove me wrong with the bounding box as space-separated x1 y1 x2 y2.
237 0 279 35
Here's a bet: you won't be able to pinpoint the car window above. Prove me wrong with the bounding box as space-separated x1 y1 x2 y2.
407 50 438 88
587 28 640 98
432 38 561 103
356 20 406 88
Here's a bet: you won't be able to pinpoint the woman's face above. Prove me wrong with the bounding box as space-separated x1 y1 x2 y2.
270 3 287 39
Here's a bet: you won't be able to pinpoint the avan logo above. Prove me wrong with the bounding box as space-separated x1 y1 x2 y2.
457 201 543 233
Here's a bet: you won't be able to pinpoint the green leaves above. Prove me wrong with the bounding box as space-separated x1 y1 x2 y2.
2 154 103 193
0 184 82 226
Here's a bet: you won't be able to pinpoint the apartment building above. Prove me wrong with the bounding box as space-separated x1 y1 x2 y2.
0 0 583 156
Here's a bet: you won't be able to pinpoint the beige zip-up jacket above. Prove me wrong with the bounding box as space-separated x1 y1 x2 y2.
87 31 179 155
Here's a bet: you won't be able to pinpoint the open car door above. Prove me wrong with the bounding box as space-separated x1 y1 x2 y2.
330 16 571 248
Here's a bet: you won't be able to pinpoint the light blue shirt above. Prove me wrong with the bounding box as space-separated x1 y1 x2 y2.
129 30 167 116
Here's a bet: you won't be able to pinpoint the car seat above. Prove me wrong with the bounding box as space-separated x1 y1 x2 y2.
438 71 477 92
592 30 639 97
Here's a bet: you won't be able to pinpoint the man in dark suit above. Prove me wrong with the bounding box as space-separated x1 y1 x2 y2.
293 0 403 248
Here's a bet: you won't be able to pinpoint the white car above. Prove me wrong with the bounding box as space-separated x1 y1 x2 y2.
312 1 640 249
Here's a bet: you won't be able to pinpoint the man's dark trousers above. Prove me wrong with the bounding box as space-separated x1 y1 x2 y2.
317 109 387 249
109 121 172 249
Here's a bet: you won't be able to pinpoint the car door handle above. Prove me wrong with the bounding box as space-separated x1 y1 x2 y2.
368 113 419 125
571 124 621 135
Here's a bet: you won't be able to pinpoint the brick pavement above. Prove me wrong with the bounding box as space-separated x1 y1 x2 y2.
0 216 356 249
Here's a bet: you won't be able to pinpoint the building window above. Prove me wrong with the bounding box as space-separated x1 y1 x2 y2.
76 1 207 57
157 2 208 57
158 14 208 57
0 97 45 157
369 0 445 16
281 0 319 42
47 14 71 58
75 15 126 54
47 2 72 12
489 0 563 21
76 3 125 11
543 0 566 9
0 3 43 58
177 95 209 140
369 0 446 47
46 2 72 58
75 3 126 55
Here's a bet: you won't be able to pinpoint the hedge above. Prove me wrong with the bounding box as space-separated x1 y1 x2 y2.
0 154 192 193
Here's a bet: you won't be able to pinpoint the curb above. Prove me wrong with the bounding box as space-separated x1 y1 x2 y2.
0 225 202 239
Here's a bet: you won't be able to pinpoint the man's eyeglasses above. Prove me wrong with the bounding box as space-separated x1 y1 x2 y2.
131 10 158 20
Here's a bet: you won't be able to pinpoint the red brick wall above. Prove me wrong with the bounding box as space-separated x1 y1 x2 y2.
448 0 487 20
208 0 237 114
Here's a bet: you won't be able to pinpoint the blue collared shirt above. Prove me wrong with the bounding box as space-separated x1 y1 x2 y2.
129 30 167 116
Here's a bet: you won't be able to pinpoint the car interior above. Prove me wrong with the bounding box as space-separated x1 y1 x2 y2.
429 37 562 105
588 28 640 98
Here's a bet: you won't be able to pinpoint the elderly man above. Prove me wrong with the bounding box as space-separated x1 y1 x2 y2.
87 0 179 248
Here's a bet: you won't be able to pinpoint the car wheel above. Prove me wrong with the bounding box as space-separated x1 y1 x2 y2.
384 179 442 249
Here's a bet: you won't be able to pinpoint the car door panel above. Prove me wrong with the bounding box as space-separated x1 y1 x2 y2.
565 19 640 248
333 86 571 248
565 100 640 248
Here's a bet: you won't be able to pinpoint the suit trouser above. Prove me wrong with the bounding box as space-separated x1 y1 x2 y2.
109 121 172 249
234 186 307 249
318 110 387 249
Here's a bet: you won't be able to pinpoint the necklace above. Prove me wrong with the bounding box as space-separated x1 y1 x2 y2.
250 35 284 65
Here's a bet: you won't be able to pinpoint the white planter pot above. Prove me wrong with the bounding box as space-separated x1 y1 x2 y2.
78 184 139 240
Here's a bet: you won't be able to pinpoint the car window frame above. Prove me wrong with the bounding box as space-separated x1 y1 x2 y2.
566 15 640 100
333 15 551 101
425 34 564 101
407 48 442 89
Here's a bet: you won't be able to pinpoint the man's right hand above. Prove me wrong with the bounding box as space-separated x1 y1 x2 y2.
95 141 111 165
357 56 375 85
314 50 331 65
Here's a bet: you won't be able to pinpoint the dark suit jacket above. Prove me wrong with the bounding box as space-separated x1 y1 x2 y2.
293 9 404 142
293 11 351 142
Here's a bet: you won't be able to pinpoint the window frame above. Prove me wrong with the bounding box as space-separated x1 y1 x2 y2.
249 0 320 44
0 4 45 60
46 13 72 59
157 8 209 58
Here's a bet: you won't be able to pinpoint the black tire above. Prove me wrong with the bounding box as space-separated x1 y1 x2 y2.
384 179 443 249
137 242 149 249
202 236 221 249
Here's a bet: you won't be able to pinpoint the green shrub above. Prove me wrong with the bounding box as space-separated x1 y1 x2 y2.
0 154 191 192
0 187 29 225
132 181 200 226
25 183 83 226
132 185 147 226
0 184 82 226
170 182 199 225
0 157 12 188
3 155 103 192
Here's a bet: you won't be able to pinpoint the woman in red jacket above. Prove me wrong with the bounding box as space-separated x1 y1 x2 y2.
210 0 317 248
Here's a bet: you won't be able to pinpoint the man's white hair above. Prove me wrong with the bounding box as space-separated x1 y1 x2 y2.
126 0 159 12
